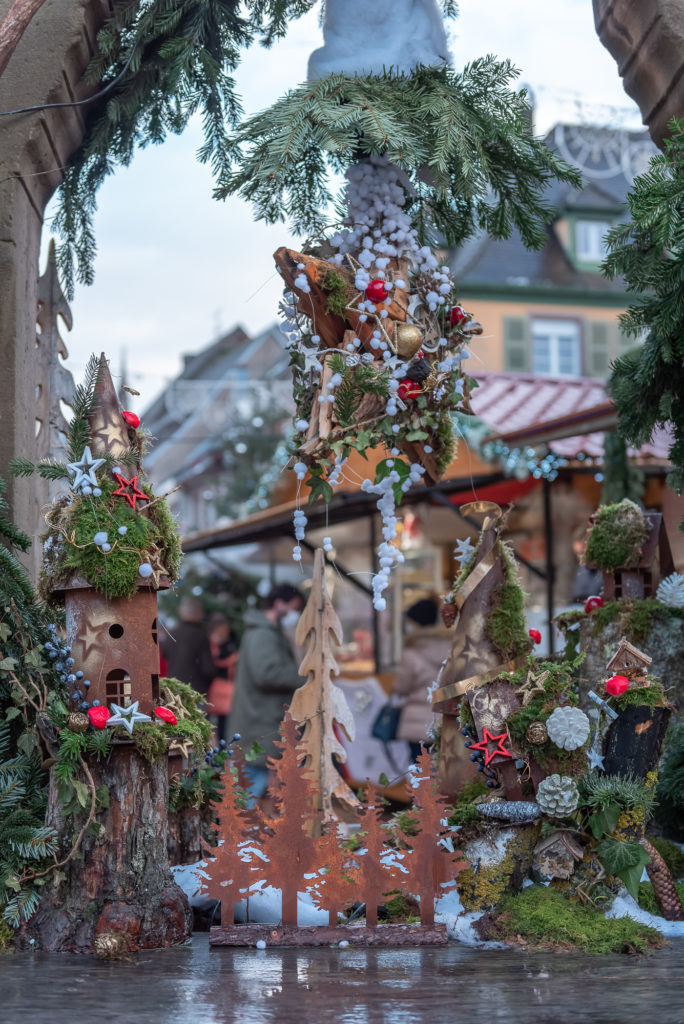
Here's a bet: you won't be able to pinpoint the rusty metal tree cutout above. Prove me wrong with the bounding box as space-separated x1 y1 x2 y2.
199 764 257 926
397 749 467 926
291 548 359 830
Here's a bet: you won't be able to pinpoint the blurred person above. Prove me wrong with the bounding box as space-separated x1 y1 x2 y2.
165 597 215 698
206 613 238 743
571 526 603 603
393 597 449 762
229 584 305 800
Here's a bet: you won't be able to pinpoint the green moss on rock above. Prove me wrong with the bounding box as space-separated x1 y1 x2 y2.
482 885 664 954
585 500 649 572
321 269 350 317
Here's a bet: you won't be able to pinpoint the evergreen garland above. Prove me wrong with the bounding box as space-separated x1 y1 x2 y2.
603 120 684 508
216 62 580 245
52 0 327 297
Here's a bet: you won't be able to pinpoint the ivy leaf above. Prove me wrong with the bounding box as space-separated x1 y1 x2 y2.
95 785 110 811
307 477 333 505
17 731 37 756
406 429 428 441
0 657 17 671
0 622 11 641
74 779 90 809
245 741 265 764
596 837 651 900
588 803 621 840
4 707 21 722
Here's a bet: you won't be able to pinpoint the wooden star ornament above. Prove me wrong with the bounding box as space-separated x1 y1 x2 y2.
112 472 149 510
516 668 550 707
160 687 191 722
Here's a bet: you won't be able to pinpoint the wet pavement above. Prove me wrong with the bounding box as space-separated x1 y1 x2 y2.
1 934 683 1024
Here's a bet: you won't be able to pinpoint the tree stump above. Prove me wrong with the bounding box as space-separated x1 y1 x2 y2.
21 744 191 952
604 705 671 779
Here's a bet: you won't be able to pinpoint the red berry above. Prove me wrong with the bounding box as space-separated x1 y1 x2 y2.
88 706 111 730
450 305 467 327
606 675 629 697
397 380 420 401
528 628 542 644
366 279 389 304
584 595 604 614
122 410 140 429
154 705 178 725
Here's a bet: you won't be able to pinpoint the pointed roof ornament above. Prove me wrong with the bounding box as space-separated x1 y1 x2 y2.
87 352 131 457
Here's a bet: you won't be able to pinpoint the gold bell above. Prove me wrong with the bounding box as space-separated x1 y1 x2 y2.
394 322 423 359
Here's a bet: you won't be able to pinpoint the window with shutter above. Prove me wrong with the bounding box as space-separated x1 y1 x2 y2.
585 322 610 377
503 316 530 372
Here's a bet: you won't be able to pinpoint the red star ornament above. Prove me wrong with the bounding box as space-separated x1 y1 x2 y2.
469 727 513 766
112 472 149 510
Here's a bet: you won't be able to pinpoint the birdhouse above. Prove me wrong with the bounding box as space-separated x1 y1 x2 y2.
606 637 652 682
64 575 166 717
47 353 177 720
601 512 675 600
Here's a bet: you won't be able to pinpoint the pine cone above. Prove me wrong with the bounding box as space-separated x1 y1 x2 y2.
66 712 89 734
93 932 128 959
639 838 684 921
441 602 458 628
536 774 579 817
546 706 590 751
526 721 548 745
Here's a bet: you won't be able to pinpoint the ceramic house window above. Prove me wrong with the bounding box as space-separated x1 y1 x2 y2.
575 219 611 263
531 319 581 376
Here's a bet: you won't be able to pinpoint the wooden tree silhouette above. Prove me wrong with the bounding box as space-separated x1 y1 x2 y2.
397 749 467 926
311 823 360 928
355 788 402 927
290 548 360 833
199 764 260 926
259 713 321 925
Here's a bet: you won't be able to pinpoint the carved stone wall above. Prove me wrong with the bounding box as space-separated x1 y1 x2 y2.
0 0 111 574
594 0 684 149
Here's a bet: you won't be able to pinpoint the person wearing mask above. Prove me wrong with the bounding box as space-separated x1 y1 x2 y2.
165 597 216 699
393 597 450 762
229 584 305 799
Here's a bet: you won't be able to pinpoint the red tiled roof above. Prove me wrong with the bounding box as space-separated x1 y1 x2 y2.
470 372 671 462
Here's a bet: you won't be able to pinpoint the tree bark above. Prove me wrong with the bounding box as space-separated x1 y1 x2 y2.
21 743 192 952
0 0 47 79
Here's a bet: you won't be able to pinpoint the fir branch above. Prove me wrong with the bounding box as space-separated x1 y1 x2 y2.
8 458 35 479
217 63 580 246
604 119 684 505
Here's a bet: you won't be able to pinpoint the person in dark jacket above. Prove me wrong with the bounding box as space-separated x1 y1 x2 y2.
229 584 305 798
165 597 215 697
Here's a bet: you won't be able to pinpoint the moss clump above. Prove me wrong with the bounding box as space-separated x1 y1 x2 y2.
0 919 13 952
446 777 490 828
486 542 532 662
484 885 663 954
585 500 649 572
160 677 212 753
321 269 350 317
382 891 420 923
434 413 457 473
557 599 684 647
128 722 168 762
609 679 668 712
41 477 182 600
637 880 684 916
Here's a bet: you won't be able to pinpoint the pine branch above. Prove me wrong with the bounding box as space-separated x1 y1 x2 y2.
217 63 580 247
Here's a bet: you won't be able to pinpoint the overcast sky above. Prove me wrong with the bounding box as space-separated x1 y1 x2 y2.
43 1 643 412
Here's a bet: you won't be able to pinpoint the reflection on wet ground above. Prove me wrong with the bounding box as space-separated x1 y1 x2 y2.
1 934 683 1024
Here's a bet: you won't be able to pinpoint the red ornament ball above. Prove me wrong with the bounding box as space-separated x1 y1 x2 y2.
528 628 542 645
397 379 421 401
122 410 140 429
584 595 604 614
450 305 468 327
154 706 178 725
88 705 111 730
366 279 389 304
606 674 629 697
